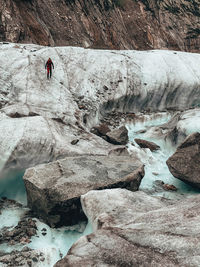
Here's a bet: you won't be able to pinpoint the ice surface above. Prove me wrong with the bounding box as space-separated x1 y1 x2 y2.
177 109 200 135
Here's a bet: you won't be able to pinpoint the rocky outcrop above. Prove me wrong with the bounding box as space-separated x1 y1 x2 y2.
23 155 144 227
55 188 200 266
0 0 199 52
135 138 160 151
106 126 128 145
167 132 200 188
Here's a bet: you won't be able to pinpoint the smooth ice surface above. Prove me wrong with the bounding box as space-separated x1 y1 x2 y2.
127 113 200 198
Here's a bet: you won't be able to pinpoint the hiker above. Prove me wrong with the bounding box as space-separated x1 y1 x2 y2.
45 58 54 79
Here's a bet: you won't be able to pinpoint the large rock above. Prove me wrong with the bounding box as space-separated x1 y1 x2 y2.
167 132 200 188
106 126 128 145
55 189 200 266
134 138 160 151
23 156 144 227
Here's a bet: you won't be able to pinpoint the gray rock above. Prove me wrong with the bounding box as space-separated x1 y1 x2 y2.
106 126 128 145
23 155 144 227
167 132 200 188
108 146 129 156
55 189 200 267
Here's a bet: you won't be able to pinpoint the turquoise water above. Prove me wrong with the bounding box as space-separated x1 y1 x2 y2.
0 170 26 204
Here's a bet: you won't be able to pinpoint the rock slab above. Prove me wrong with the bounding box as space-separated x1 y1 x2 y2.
23 155 144 227
55 188 200 267
167 132 200 188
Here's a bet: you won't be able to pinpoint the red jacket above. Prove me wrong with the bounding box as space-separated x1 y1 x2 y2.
45 59 54 70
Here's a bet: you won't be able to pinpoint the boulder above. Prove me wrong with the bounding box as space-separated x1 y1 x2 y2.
134 138 160 151
55 189 200 267
167 132 200 188
106 126 128 145
90 123 111 137
23 156 144 227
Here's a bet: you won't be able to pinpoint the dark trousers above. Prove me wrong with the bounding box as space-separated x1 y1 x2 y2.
47 67 52 79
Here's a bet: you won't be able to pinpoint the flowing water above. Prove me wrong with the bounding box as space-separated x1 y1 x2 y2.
127 112 200 199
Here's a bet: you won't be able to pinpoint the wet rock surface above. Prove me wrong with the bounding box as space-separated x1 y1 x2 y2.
134 138 160 151
167 132 200 188
55 189 200 267
0 217 37 246
0 247 45 267
23 155 144 227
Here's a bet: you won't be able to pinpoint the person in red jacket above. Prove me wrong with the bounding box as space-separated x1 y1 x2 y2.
45 58 54 79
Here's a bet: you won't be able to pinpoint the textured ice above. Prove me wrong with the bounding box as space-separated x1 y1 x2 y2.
1 43 200 172
176 109 200 135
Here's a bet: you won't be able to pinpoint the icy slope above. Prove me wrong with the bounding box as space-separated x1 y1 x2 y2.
0 43 200 172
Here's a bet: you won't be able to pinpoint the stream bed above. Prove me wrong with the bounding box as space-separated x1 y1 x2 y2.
0 111 200 266
127 112 200 199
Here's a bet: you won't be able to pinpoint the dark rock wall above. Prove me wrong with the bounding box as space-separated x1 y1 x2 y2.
0 0 199 51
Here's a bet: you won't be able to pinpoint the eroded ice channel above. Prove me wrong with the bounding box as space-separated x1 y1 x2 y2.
127 112 200 199
0 173 92 266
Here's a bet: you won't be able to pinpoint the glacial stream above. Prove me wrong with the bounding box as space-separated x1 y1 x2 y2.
0 112 200 266
127 112 200 199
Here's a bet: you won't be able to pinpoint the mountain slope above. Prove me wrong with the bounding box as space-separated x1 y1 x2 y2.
0 0 199 51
